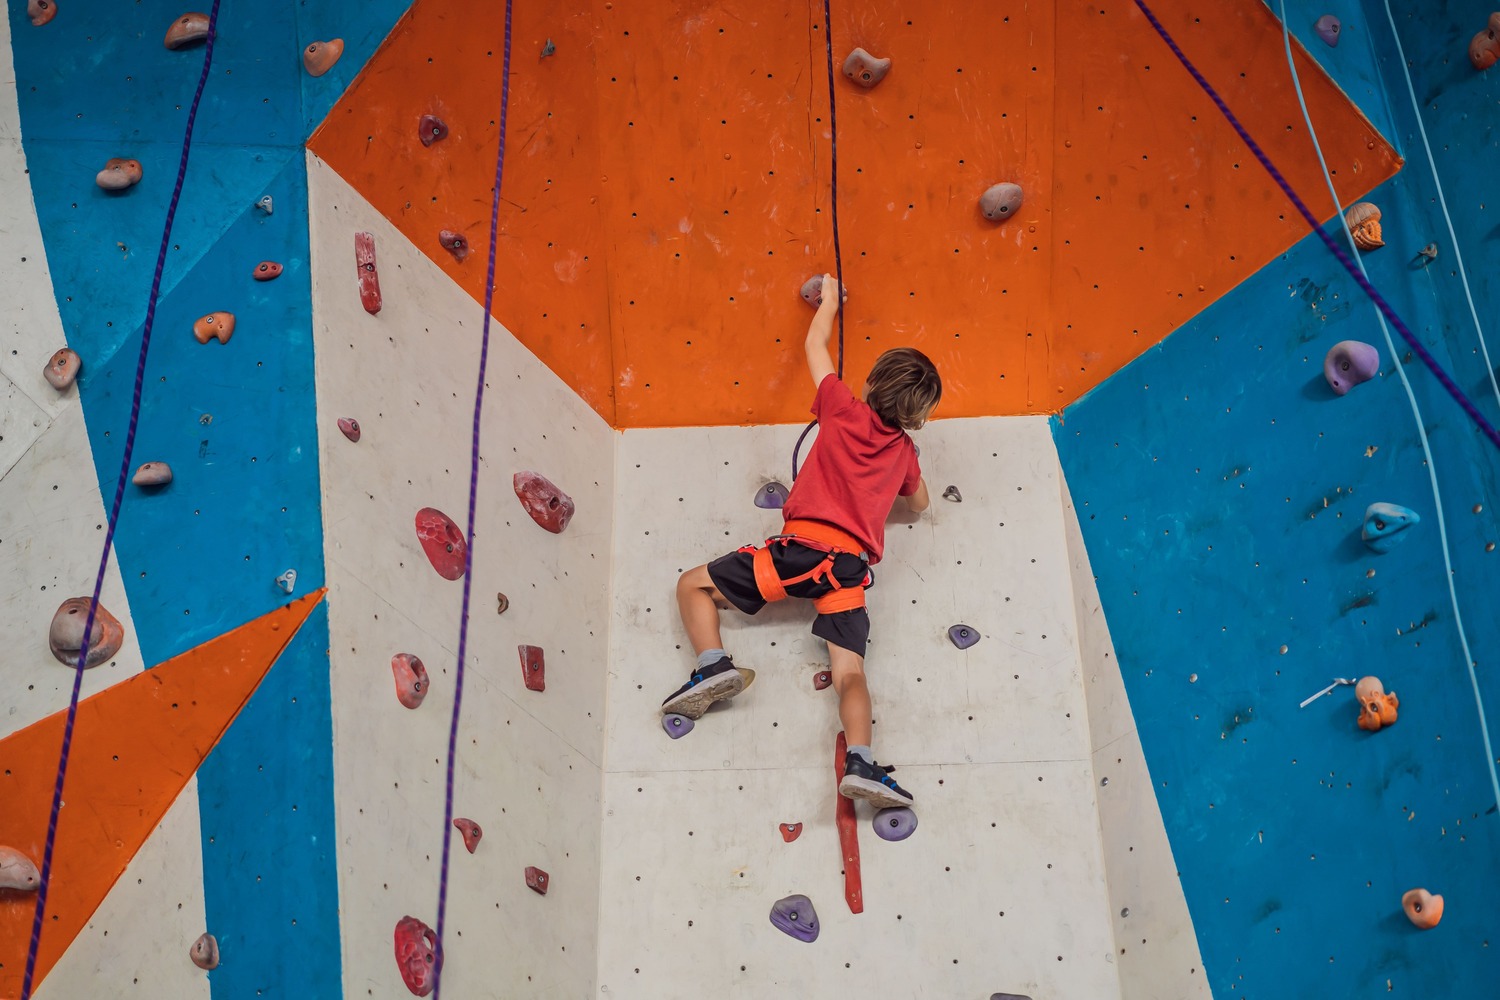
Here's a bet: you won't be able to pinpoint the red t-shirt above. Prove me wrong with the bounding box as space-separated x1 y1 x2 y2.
782 374 922 564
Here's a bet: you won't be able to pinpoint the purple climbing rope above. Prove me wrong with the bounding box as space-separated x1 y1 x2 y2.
431 0 513 995
19 4 223 998
1132 0 1500 451
793 0 849 480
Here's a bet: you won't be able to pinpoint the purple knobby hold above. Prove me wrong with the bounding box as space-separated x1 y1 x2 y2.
662 713 694 739
755 481 789 509
1314 14 1341 46
769 894 819 943
872 807 918 842
948 624 980 650
1323 340 1380 395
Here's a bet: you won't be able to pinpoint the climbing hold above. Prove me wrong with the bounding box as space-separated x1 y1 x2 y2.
1322 340 1380 395
0 846 40 891
755 481 789 509
393 915 440 997
302 39 344 77
355 232 382 314
132 461 173 487
948 624 980 650
192 311 235 345
275 569 297 595
496 592 509 615
1355 676 1399 732
414 507 467 580
337 417 361 442
418 114 448 147
189 932 219 970
1345 202 1384 250
453 818 482 853
1469 12 1500 70
872 807 918 842
842 47 892 88
1314 14 1340 46
540 38 556 58
95 157 143 191
44 347 81 390
48 597 124 668
524 866 550 895
798 274 844 308
164 12 209 49
27 0 57 27
513 471 576 533
1402 887 1443 928
1362 503 1420 553
519 644 546 692
437 230 470 262
252 260 283 281
990 994 1035 1000
813 670 832 691
255 194 273 215
662 713 693 739
769 894 819 943
980 182 1024 222
1416 243 1439 265
942 484 962 503
779 822 803 843
390 653 429 710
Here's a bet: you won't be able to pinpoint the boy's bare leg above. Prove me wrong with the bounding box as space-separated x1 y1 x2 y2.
662 564 746 719
827 643 872 747
676 564 727 655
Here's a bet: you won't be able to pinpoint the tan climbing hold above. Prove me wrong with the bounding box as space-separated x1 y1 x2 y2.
164 12 210 50
0 846 40 891
44 347 81 390
1402 887 1443 929
96 158 143 191
193 311 235 345
303 38 344 77
1345 202 1384 251
1355 675 1398 732
28 0 58 27
132 462 173 487
842 47 892 88
48 596 125 669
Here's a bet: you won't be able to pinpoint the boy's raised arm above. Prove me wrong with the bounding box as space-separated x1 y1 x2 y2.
804 274 840 389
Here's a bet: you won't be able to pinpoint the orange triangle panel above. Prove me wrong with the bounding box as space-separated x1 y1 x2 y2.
0 590 326 995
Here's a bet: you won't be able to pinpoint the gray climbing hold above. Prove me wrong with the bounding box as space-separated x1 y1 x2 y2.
948 624 980 650
842 47 891 88
541 38 556 58
980 182 1023 222
1314 14 1340 46
769 894 819 943
275 569 297 595
872 807 917 842
1323 340 1380 395
942 484 962 503
1362 503 1420 553
755 481 789 509
663 713 693 739
255 194 273 215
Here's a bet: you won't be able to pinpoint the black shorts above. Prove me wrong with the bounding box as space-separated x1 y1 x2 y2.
706 540 872 657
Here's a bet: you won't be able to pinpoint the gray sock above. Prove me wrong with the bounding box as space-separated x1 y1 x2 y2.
848 744 874 765
697 648 728 670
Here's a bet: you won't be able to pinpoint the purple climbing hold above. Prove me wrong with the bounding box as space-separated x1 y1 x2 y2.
991 994 1034 1000
873 807 918 842
755 481 789 509
769 894 819 943
418 114 449 147
979 182 1024 222
1314 14 1341 47
662 713 694 739
1323 340 1381 395
799 273 844 308
948 624 980 650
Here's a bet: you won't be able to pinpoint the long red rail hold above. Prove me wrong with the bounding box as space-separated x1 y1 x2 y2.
834 730 863 913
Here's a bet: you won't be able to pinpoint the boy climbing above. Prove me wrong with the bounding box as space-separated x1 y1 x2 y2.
661 274 941 809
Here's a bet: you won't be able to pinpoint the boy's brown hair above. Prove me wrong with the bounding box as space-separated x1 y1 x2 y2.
865 347 942 431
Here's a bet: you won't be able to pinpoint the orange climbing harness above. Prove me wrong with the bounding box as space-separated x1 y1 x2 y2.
743 519 871 614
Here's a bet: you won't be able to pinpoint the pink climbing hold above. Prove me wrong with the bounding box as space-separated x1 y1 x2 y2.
513 471 575 533
44 347 81 390
414 507 467 580
96 157 143 191
192 311 235 345
799 273 845 308
337 417 361 442
0 845 40 891
453 817 483 853
437 229 470 262
393 915 440 997
132 461 173 486
780 822 803 843
355 232 382 314
390 653 430 709
842 47 892 88
164 12 209 50
418 114 449 147
253 260 283 281
980 182 1024 222
48 597 125 668
519 644 546 692
524 866 550 895
28 0 57 27
189 932 219 970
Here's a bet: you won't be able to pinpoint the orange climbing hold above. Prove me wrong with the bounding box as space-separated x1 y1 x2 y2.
95 158 142 191
303 38 344 77
192 311 235 345
1402 887 1443 929
164 12 209 49
28 0 57 28
1355 676 1399 732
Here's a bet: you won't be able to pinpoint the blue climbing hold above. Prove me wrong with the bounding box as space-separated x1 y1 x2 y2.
755 481 789 509
1362 503 1420 553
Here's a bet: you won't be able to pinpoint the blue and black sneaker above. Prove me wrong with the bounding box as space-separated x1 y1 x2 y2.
660 656 746 719
839 752 914 809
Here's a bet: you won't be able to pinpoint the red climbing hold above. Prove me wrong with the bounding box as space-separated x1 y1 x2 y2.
48 596 125 668
513 471 575 533
414 507 467 580
519 644 546 692
842 47 892 88
1470 12 1500 71
438 230 470 262
524 866 550 895
834 731 863 913
44 347 81 390
337 417 361 442
27 0 57 27
355 231 382 314
418 114 449 147
390 653 429 709
393 915 440 997
453 817 482 853
164 12 209 50
813 670 832 691
253 260 283 281
779 822 802 843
